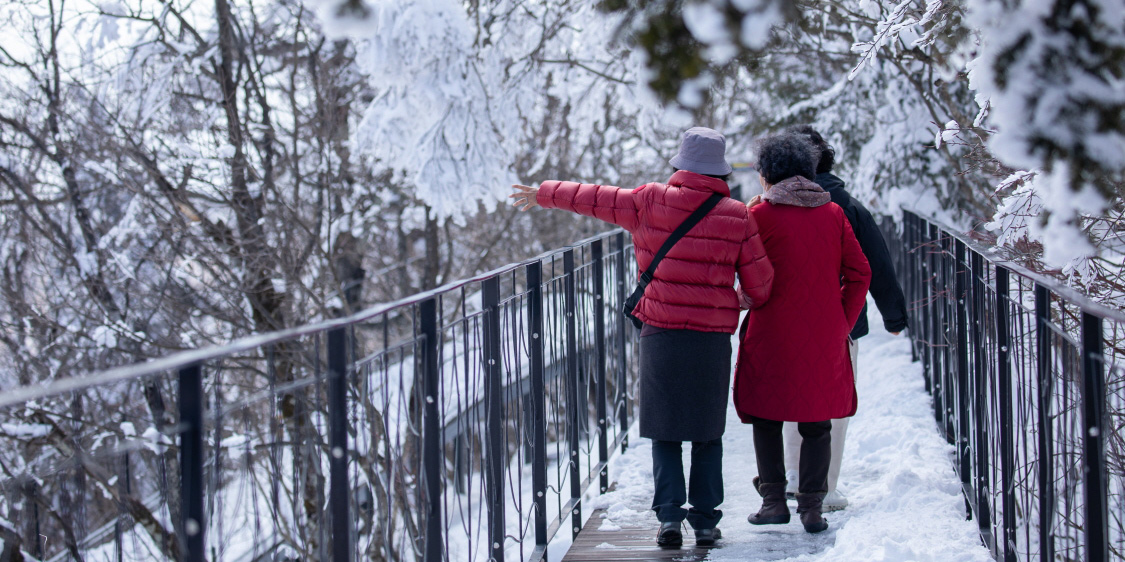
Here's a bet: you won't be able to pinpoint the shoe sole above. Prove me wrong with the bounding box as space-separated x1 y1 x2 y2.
803 523 829 533
657 533 683 547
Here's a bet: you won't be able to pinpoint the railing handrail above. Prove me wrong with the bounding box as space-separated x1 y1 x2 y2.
900 207 1125 324
0 228 628 410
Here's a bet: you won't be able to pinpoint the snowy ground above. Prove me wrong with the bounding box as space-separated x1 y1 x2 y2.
585 298 995 561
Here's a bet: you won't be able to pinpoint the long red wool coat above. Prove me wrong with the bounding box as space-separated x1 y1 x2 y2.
537 171 774 334
734 201 871 422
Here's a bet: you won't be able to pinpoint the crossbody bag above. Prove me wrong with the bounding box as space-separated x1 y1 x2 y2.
622 192 723 329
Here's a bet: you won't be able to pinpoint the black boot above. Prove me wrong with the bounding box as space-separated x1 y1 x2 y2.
796 493 828 533
694 527 721 546
656 521 683 546
747 481 790 525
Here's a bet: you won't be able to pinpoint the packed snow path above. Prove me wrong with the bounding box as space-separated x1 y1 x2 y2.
564 299 995 562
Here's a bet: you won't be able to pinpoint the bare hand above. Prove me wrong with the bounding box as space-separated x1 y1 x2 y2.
737 289 753 310
509 184 540 211
890 331 901 336
748 194 764 208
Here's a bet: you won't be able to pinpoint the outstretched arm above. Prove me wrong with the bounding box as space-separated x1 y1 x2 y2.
511 181 642 231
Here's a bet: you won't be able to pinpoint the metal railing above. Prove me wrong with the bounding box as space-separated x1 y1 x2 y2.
0 230 640 562
890 210 1125 562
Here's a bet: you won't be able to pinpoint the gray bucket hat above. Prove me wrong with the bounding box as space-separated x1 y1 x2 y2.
669 127 733 176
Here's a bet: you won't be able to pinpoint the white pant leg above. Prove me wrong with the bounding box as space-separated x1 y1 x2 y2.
826 418 849 492
783 421 801 473
782 338 859 491
826 338 859 492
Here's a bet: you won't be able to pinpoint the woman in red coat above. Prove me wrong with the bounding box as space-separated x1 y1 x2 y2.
510 127 774 547
734 133 870 533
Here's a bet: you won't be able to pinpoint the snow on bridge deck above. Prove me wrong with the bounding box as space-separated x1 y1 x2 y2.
562 299 994 562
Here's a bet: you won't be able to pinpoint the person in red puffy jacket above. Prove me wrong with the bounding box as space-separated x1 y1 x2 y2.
510 127 774 547
735 133 871 534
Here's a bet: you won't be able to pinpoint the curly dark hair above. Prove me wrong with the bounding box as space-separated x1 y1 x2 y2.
754 133 819 185
787 124 835 174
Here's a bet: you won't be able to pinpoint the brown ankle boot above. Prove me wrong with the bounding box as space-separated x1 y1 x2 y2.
747 481 790 525
796 493 828 533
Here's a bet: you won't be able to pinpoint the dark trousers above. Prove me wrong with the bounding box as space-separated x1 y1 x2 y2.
752 418 832 494
651 438 723 529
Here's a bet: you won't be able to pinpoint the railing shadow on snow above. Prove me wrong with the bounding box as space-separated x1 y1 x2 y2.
0 229 640 562
887 210 1125 562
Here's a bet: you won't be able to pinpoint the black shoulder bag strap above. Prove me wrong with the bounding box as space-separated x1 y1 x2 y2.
622 192 723 329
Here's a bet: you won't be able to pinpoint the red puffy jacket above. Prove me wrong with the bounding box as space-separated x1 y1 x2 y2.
537 171 773 334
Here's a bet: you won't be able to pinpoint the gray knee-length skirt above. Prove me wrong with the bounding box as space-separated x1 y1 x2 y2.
638 329 732 442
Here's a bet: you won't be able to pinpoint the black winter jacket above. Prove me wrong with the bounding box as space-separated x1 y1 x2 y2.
816 172 908 339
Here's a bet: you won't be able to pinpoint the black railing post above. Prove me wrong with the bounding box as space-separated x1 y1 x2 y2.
940 232 954 441
995 266 1016 562
913 213 923 362
904 214 911 337
906 212 919 361
918 216 929 387
564 249 583 539
454 435 468 494
903 214 911 332
178 363 204 562
29 484 41 559
526 261 549 553
593 240 609 494
922 218 933 392
1081 312 1108 562
482 278 507 562
1034 284 1054 562
929 222 942 422
420 298 443 562
954 241 971 492
327 326 351 562
615 232 629 453
970 250 993 542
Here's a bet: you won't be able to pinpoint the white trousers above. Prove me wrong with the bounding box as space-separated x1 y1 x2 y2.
783 338 858 493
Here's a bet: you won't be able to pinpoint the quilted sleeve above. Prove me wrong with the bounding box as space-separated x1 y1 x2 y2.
736 209 773 309
840 214 872 329
537 180 641 231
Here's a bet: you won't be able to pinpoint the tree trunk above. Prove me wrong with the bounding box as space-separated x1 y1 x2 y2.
214 0 322 553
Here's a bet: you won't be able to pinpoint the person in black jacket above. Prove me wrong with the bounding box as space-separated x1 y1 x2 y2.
778 125 909 511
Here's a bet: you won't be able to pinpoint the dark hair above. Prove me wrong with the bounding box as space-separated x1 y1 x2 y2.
754 134 819 185
672 168 731 183
786 124 835 174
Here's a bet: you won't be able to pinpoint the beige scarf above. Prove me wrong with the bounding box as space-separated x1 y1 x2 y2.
762 176 831 208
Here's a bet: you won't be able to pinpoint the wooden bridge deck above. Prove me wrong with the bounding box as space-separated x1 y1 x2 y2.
561 509 716 562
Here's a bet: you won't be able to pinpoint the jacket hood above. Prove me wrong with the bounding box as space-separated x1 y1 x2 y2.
763 176 831 208
667 170 731 197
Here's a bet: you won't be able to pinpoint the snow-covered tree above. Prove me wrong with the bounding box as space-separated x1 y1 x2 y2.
619 0 1125 297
